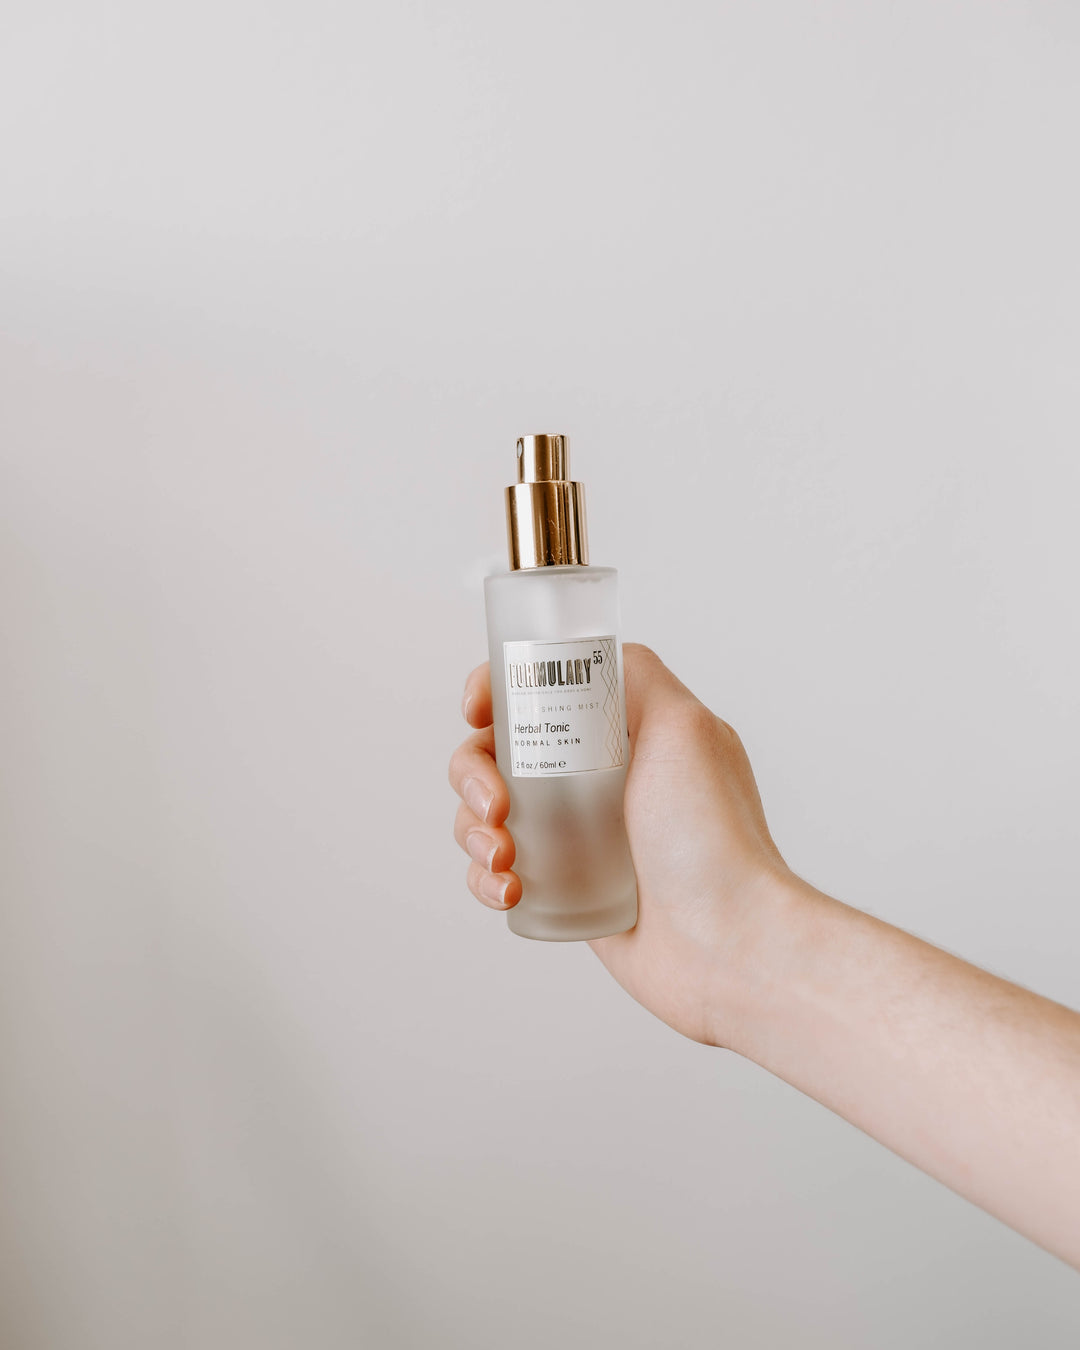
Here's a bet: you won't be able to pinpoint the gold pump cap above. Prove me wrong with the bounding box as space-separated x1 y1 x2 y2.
505 434 589 570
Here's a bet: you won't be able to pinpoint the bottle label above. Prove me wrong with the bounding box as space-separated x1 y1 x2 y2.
502 636 624 777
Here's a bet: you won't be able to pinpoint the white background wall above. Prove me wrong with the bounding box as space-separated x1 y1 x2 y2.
2 2 1079 1346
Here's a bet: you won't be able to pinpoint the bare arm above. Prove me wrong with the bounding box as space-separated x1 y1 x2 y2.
730 878 1080 1268
449 644 1080 1268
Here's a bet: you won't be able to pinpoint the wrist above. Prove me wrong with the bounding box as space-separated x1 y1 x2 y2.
703 867 828 1056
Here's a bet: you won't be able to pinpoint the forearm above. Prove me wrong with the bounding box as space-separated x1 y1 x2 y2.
727 875 1080 1269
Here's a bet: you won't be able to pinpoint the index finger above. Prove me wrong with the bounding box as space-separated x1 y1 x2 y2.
461 662 493 728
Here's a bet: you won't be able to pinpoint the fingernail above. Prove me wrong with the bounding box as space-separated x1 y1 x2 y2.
462 693 473 722
466 829 498 871
463 777 494 822
478 871 509 906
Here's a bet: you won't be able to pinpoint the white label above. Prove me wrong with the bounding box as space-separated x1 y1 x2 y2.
502 636 624 777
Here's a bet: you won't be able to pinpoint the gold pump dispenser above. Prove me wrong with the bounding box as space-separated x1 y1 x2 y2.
505 434 589 570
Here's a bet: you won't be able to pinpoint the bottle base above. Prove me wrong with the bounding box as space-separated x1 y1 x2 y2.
507 894 638 942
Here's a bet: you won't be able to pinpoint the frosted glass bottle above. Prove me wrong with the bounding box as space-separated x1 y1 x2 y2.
483 435 638 941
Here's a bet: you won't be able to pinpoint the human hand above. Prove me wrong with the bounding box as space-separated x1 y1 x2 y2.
448 644 791 1046
451 646 1080 1268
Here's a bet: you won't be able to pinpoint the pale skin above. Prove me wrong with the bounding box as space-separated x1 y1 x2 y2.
449 644 1080 1270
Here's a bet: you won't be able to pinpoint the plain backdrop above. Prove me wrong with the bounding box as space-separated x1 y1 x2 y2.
2 2 1079 1347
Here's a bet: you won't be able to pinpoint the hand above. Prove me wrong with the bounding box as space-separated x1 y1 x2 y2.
450 644 1080 1268
448 644 791 1046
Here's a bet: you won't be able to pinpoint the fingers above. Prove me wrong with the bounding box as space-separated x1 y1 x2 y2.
452 662 519 911
452 645 702 922
454 801 521 909
453 647 688 826
453 800 516 874
447 724 510 827
461 662 493 729
466 860 522 910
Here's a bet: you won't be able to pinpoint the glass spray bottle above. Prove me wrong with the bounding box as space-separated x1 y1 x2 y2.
484 435 638 941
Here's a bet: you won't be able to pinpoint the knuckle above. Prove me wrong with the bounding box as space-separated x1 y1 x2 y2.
712 713 737 743
624 641 660 665
467 661 488 686
665 699 744 756
494 829 516 871
669 696 719 738
448 730 490 791
710 714 741 757
447 744 467 790
452 801 472 847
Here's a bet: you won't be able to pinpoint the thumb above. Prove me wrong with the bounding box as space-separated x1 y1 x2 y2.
622 643 696 749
